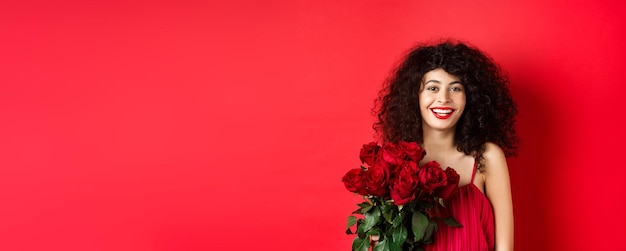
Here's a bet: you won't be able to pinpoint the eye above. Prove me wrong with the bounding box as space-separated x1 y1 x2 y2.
426 86 438 91
450 86 463 92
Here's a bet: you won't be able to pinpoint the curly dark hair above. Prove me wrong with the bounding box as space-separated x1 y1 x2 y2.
373 40 518 159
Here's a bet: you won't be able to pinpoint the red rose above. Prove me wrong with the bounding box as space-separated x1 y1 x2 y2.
390 161 419 205
342 168 368 196
359 142 380 166
434 167 461 199
397 141 426 162
363 162 390 198
390 157 418 179
381 142 403 166
418 161 448 194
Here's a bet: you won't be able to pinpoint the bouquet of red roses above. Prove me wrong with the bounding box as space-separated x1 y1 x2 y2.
342 141 462 251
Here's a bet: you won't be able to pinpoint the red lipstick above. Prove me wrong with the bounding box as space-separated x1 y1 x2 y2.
430 107 455 119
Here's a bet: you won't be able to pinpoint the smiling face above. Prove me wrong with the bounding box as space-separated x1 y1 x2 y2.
419 68 466 132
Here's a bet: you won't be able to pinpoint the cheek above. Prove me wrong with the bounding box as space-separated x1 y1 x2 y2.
455 94 466 107
457 103 466 116
419 100 430 112
418 94 433 107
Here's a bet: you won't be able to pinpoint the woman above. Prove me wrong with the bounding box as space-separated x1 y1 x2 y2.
373 41 517 250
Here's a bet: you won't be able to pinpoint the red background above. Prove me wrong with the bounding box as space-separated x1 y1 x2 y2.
1 0 625 250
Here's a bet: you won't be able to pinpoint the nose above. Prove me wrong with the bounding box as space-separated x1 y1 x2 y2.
437 91 451 104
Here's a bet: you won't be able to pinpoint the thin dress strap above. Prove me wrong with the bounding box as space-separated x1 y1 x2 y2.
470 155 478 182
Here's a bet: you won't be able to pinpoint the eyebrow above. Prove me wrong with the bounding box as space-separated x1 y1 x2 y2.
423 80 463 85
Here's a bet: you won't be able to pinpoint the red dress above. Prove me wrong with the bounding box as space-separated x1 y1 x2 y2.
424 161 495 251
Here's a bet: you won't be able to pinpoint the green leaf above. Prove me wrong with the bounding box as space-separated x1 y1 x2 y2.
360 205 374 214
442 217 463 227
352 208 364 215
368 228 380 236
355 201 374 214
357 222 367 239
362 206 381 232
357 202 372 208
352 237 370 251
389 244 401 251
423 220 437 244
392 213 403 228
380 202 386 209
412 211 428 241
346 216 358 234
390 225 407 251
382 205 395 224
373 239 390 251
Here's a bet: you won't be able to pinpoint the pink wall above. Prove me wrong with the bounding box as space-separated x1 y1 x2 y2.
1 0 625 250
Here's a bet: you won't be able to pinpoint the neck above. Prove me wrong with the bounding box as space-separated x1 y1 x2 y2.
421 126 457 153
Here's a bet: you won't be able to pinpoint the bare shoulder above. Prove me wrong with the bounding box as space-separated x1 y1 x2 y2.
483 142 505 159
481 142 508 173
482 145 515 249
480 142 511 199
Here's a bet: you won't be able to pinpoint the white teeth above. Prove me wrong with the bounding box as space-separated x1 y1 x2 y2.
432 109 452 114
